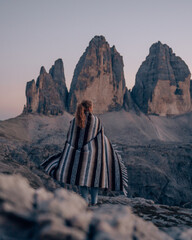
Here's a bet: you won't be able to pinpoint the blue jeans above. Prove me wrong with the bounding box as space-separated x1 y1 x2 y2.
80 186 98 204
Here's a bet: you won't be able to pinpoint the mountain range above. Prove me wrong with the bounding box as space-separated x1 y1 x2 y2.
23 35 192 117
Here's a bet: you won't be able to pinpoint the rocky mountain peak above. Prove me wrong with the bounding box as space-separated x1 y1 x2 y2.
89 35 107 47
23 59 68 115
68 35 126 114
132 41 191 116
40 66 47 75
49 58 65 81
149 41 170 53
111 45 117 52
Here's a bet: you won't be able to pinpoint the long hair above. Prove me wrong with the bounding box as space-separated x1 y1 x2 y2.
75 100 93 128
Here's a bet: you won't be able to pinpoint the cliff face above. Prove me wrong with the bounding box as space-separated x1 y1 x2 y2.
24 59 68 115
132 41 191 116
123 88 140 114
68 36 126 114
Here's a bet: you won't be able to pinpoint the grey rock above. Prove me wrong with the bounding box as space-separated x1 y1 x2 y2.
99 111 192 206
36 187 91 240
89 204 172 240
0 141 61 191
23 59 68 115
40 66 46 75
132 41 191 115
0 174 91 240
68 35 126 114
0 174 36 239
0 174 34 217
96 195 192 239
0 174 175 240
98 195 192 229
123 87 141 114
0 113 72 191
49 58 68 106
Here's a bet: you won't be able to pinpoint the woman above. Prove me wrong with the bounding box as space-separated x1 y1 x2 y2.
41 100 128 205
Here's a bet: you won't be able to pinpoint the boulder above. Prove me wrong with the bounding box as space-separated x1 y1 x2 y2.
0 174 174 240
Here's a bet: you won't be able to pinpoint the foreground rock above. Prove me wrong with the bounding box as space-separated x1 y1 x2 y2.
89 205 171 240
68 35 126 114
0 174 90 240
0 174 179 240
23 59 68 115
132 41 191 116
97 196 192 239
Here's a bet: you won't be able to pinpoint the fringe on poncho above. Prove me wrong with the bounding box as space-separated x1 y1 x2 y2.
41 113 128 196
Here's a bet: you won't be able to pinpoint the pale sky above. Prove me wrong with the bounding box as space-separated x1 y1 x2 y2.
0 0 192 120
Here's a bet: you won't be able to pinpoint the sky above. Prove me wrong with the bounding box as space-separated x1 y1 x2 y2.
0 0 192 120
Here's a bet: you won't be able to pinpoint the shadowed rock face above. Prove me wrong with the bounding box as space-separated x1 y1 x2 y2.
132 41 191 116
68 35 126 114
24 59 68 115
123 87 141 114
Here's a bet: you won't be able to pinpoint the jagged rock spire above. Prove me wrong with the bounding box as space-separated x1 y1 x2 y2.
132 41 191 116
68 35 126 114
23 59 68 115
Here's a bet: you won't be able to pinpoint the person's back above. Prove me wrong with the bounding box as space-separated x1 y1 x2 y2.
41 100 128 205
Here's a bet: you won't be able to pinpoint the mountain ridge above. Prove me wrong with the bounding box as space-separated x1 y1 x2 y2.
23 36 192 117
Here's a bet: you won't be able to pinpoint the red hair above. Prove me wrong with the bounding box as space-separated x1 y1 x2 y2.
75 100 92 128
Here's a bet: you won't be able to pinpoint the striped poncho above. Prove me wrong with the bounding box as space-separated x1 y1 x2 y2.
41 113 128 195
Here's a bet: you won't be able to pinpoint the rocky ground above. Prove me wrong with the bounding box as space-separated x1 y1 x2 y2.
100 110 192 207
0 111 192 239
0 174 191 240
97 196 192 239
